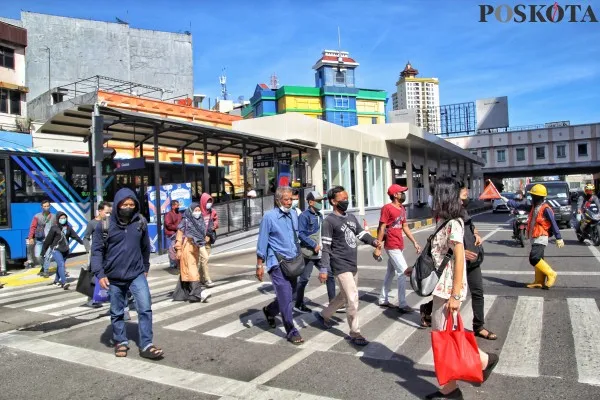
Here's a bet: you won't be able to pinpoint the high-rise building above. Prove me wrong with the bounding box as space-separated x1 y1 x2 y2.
393 62 440 133
244 50 387 127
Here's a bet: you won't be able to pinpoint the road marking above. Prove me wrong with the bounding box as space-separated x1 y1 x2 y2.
26 296 89 313
495 296 543 377
357 293 429 360
481 271 600 276
0 333 337 400
251 295 382 385
567 298 600 386
204 284 329 338
586 244 600 267
481 228 502 242
3 291 80 308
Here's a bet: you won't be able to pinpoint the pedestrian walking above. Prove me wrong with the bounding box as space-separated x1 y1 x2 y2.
172 203 213 302
375 184 422 313
291 189 301 216
426 178 498 400
91 188 163 360
198 193 218 288
41 211 84 288
27 200 55 271
315 186 381 346
294 191 336 313
83 201 112 307
164 200 183 269
504 184 564 289
459 183 496 340
256 186 304 345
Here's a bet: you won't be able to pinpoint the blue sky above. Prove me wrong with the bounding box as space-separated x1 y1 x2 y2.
4 0 600 126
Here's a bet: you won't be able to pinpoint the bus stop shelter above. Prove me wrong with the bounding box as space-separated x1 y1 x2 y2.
29 92 312 253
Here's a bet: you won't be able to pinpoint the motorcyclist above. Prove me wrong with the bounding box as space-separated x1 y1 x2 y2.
511 190 529 238
504 184 563 289
577 184 600 233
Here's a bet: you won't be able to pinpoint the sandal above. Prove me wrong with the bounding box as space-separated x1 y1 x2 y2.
475 328 498 341
288 334 304 345
346 335 369 346
263 306 276 329
139 345 164 360
114 344 129 357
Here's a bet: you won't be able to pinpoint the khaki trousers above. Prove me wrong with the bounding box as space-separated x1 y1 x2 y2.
322 271 360 337
198 244 212 283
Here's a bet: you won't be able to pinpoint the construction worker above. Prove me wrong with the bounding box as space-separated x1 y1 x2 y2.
504 184 564 289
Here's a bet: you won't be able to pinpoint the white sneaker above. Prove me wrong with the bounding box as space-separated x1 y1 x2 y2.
200 290 212 303
205 281 215 288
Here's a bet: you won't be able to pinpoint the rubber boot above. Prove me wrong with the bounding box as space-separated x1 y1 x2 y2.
535 259 557 289
526 268 545 289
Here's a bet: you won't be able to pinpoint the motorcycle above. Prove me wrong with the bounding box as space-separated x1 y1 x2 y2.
512 209 528 247
576 208 600 246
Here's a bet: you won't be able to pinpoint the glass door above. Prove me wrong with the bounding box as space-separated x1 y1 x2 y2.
0 157 10 227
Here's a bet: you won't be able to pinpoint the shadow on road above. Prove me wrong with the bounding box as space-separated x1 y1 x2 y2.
483 276 527 288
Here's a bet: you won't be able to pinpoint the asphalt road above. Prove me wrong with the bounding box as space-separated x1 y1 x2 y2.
1 211 599 400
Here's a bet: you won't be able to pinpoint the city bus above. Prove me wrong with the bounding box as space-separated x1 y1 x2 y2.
0 146 223 262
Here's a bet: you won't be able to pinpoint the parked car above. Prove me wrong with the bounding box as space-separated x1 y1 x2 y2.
493 192 514 213
525 181 572 228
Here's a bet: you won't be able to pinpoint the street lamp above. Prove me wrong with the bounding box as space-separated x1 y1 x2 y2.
42 46 51 93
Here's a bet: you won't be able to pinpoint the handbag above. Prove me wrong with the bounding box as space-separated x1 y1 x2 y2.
92 276 110 303
75 267 94 297
275 215 305 279
463 220 484 269
431 311 483 386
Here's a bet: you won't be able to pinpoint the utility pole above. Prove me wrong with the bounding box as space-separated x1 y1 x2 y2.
92 103 104 203
43 46 51 94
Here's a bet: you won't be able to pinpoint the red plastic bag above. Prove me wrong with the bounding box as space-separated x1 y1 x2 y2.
431 311 483 386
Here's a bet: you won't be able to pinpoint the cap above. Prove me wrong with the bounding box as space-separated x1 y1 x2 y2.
387 184 408 196
306 191 324 202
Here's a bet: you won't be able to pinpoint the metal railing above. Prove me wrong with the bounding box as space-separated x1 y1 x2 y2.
212 195 275 237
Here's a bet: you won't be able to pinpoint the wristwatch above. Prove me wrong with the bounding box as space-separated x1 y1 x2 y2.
451 294 461 301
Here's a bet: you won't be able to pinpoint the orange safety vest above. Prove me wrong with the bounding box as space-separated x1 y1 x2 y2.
527 203 552 238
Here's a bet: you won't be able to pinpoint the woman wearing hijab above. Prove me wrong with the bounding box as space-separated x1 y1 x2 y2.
172 203 213 302
199 193 218 287
41 211 84 289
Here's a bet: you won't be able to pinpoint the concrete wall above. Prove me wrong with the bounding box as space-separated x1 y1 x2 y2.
19 12 193 101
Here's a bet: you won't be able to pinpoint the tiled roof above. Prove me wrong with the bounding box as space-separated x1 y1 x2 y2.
319 55 357 64
258 83 270 90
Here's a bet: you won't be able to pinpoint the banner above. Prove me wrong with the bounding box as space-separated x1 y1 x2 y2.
278 163 291 187
146 183 192 223
479 180 502 200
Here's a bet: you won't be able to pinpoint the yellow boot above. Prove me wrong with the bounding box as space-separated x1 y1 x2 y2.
535 259 557 288
526 268 545 289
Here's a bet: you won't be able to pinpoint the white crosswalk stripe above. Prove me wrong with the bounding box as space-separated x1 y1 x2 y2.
567 298 600 386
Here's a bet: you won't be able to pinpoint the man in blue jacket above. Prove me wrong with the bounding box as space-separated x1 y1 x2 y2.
294 191 335 313
91 188 163 360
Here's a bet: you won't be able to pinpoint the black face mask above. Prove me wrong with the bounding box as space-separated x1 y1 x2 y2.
462 198 470 207
336 200 349 212
172 207 179 213
398 193 406 204
118 207 135 220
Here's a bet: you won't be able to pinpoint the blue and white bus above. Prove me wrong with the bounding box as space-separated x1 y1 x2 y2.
0 146 223 262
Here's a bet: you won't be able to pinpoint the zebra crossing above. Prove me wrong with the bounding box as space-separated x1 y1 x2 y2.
1 275 600 387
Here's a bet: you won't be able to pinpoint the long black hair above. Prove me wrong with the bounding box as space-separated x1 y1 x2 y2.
433 177 463 221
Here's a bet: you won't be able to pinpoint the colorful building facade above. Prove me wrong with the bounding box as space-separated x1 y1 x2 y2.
243 50 387 127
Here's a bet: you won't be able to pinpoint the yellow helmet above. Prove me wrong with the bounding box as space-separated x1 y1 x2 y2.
528 184 547 197
585 183 595 194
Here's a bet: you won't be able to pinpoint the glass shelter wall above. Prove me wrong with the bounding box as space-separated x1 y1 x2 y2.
322 147 357 210
363 154 385 208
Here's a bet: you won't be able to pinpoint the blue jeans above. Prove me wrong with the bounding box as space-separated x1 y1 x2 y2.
295 258 335 307
265 266 299 338
108 273 153 350
52 251 67 285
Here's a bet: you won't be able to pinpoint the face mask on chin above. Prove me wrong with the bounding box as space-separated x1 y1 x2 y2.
279 206 291 214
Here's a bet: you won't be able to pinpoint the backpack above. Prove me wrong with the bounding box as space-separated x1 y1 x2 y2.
410 219 454 297
463 219 484 270
34 213 51 240
101 216 148 251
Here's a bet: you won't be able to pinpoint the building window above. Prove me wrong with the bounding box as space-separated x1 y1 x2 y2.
371 117 377 124
557 145 566 159
536 146 545 160
481 150 487 162
497 150 506 163
334 95 349 109
362 154 385 208
0 46 15 69
516 148 525 161
0 89 21 115
578 143 588 157
335 70 346 85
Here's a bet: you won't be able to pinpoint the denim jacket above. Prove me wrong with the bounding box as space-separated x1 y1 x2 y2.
298 208 322 250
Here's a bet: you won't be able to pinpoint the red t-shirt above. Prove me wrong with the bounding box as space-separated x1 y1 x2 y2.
379 203 406 250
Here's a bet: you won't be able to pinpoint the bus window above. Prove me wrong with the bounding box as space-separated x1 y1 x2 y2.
0 160 8 226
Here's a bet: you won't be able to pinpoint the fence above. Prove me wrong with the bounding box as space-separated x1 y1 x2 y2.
212 195 275 237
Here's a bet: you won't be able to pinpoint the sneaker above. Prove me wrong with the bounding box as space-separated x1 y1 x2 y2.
397 305 414 314
204 280 215 288
200 290 212 303
425 388 464 399
294 304 312 313
62 283 70 290
378 301 394 308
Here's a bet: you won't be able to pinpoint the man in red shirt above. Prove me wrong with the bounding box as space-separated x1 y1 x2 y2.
164 200 183 269
375 184 422 313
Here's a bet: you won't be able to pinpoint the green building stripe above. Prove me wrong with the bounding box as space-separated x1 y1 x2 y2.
357 111 386 116
323 108 358 113
275 86 321 99
357 89 387 100
251 96 276 106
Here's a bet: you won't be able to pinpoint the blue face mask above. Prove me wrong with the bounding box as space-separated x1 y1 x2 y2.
59 218 67 225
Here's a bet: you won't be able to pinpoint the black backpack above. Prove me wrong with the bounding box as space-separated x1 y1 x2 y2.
410 219 454 297
101 216 148 250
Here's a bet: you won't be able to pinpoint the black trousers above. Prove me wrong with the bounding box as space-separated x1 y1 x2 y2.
529 243 545 266
467 265 485 332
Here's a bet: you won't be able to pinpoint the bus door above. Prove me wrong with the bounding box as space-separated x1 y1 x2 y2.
0 156 9 229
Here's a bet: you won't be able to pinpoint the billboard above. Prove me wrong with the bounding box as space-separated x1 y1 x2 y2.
388 109 417 125
476 96 509 131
